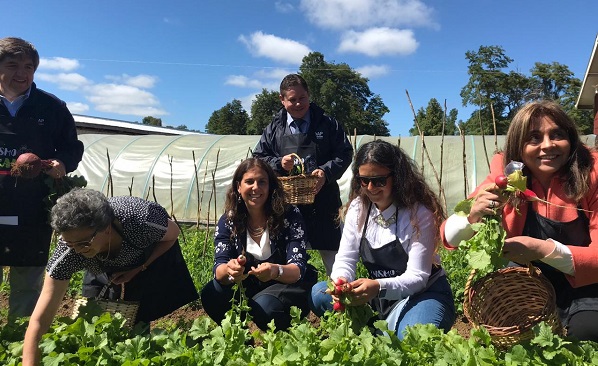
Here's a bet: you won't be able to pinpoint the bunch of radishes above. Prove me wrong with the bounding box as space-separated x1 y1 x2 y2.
325 278 353 312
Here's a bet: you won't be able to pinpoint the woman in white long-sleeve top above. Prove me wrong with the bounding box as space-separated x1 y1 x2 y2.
309 140 455 339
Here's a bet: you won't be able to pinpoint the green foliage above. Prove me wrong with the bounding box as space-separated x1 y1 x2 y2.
141 116 162 126
248 89 281 135
299 52 390 136
205 99 249 135
410 98 459 136
3 304 598 364
459 46 589 136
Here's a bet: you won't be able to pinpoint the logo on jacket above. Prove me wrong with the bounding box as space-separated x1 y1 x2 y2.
315 131 324 140
37 118 45 125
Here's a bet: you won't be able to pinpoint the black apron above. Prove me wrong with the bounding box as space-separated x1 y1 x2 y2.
0 116 52 266
522 202 598 311
240 234 317 314
82 238 199 323
279 123 341 251
359 203 442 319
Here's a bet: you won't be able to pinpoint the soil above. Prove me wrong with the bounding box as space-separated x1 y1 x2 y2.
0 291 472 338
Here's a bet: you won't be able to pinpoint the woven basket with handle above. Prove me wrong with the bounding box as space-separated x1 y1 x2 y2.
463 264 562 348
278 153 318 205
72 282 139 327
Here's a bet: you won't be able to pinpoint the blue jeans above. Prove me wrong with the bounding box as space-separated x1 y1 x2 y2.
0 266 45 321
310 276 455 339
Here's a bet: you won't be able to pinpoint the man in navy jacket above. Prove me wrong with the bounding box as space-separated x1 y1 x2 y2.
0 37 84 321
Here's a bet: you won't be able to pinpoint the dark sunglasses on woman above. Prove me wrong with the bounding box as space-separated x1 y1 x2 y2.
357 173 392 188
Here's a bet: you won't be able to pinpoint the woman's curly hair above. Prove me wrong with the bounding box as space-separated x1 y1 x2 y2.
346 140 446 246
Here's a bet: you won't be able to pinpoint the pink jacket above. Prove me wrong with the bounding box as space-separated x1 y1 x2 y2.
441 152 598 288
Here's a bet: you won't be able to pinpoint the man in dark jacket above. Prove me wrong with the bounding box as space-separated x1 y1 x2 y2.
253 74 353 274
0 37 84 321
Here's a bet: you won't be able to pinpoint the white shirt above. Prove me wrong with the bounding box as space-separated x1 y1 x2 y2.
331 197 443 300
246 229 272 260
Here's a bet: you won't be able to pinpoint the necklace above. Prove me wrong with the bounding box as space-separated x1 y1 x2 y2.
247 223 265 237
95 227 112 261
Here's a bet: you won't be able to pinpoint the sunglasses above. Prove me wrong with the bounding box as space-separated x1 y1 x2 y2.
58 229 98 250
357 173 393 188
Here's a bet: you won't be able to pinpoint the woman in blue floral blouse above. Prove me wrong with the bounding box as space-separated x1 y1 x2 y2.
200 158 317 330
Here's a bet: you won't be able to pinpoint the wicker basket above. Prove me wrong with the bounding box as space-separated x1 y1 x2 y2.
72 282 139 327
278 153 318 205
463 264 562 348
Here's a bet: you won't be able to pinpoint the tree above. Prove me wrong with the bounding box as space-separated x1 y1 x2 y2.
142 116 162 126
248 89 281 135
460 45 514 135
205 99 249 135
299 52 390 136
409 98 458 136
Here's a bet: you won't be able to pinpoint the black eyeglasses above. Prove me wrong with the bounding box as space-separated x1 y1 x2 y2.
357 173 393 188
58 229 98 250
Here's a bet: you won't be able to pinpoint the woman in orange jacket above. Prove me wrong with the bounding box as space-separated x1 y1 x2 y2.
442 100 598 342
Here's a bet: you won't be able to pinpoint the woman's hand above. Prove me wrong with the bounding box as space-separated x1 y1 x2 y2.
111 268 143 285
345 278 380 306
226 258 247 283
503 236 555 263
248 262 278 282
468 183 508 223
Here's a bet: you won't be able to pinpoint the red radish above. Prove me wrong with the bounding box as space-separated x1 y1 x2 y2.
237 255 247 266
10 153 52 179
334 278 345 286
334 285 343 295
495 175 508 189
333 301 345 312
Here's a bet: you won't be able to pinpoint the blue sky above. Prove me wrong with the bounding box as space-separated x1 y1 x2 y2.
5 0 598 136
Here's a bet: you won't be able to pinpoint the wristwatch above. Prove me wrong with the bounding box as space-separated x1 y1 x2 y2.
276 264 284 280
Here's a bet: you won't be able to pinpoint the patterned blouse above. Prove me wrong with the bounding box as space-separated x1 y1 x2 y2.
46 196 169 280
213 205 310 279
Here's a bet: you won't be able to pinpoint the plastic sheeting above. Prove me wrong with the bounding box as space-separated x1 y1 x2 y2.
72 134 597 224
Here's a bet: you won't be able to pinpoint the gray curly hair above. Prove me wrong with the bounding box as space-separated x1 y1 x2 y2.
50 188 114 233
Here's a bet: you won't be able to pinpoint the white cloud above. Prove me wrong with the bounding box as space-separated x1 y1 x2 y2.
338 27 418 56
238 31 311 64
36 72 91 91
87 83 167 116
67 102 90 114
38 57 80 71
225 75 264 88
300 0 437 30
106 74 158 88
275 1 295 13
356 64 391 78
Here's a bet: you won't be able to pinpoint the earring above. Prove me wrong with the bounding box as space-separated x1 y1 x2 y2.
237 194 242 203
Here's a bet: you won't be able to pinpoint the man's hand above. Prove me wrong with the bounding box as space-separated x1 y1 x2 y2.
281 154 296 172
45 159 66 179
312 169 326 194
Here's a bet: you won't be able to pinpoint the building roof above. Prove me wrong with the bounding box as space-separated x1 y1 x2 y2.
577 34 598 110
73 114 203 136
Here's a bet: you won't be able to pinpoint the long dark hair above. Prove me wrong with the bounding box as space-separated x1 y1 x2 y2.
347 140 445 243
504 100 593 201
224 158 287 238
